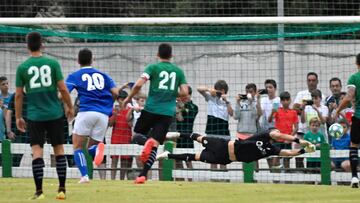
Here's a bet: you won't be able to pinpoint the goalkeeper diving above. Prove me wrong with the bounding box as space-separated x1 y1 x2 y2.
157 128 316 164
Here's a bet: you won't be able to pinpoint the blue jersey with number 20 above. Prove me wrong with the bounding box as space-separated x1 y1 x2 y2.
66 67 116 116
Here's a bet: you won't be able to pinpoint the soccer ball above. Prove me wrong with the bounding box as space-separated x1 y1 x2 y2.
329 123 344 139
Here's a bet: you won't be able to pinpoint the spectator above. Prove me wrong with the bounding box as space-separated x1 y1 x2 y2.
326 77 342 127
268 91 298 169
0 98 5 142
234 83 261 140
294 72 326 133
304 117 326 170
0 76 12 108
331 119 351 172
301 89 329 141
259 79 280 132
175 86 198 181
197 80 233 171
109 90 133 180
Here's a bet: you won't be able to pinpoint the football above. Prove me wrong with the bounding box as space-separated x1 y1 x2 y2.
329 123 344 139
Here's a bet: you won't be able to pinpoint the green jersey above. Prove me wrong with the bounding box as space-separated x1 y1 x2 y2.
347 71 360 119
142 62 187 116
304 131 325 162
16 56 64 121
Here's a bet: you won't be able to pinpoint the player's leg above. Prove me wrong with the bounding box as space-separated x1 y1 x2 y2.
349 117 360 188
27 120 46 200
88 112 108 166
166 132 204 142
157 151 199 162
72 134 90 183
47 118 67 199
135 113 172 184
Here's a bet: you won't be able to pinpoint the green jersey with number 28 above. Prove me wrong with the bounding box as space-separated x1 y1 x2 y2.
16 56 64 121
142 62 187 116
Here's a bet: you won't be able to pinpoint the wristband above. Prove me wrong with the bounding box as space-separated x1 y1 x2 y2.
298 149 306 154
293 138 300 144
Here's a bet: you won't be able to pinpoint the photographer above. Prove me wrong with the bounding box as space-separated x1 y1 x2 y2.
234 83 262 140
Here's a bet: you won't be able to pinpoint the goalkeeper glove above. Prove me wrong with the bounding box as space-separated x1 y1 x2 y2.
304 144 316 153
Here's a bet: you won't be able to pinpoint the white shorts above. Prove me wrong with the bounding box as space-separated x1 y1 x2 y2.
73 111 109 142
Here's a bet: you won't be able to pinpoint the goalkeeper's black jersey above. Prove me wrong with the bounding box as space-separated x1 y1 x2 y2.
234 131 281 163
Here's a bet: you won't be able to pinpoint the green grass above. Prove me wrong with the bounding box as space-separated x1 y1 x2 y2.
0 178 358 203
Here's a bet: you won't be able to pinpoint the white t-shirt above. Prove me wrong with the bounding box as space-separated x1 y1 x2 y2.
204 92 230 121
259 96 280 131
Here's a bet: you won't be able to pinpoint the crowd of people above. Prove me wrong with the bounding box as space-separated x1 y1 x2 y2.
0 31 359 199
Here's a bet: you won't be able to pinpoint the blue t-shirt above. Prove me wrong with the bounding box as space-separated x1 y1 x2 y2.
0 108 5 141
0 93 13 109
66 67 116 116
331 133 350 150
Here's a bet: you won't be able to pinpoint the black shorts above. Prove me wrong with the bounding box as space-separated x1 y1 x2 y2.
134 110 173 144
28 117 65 148
351 116 360 144
199 137 232 165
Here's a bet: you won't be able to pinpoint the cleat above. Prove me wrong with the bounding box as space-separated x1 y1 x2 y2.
55 191 66 200
78 175 90 184
166 132 180 139
351 177 359 188
94 142 105 166
134 176 146 184
28 192 45 200
156 151 170 160
140 138 155 163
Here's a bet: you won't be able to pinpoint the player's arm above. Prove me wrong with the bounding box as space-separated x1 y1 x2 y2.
269 130 312 147
279 149 308 157
57 80 74 120
335 86 355 118
15 87 25 132
122 77 146 108
178 84 189 98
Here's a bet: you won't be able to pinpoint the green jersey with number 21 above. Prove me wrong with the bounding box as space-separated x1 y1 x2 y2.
16 56 64 121
142 62 187 116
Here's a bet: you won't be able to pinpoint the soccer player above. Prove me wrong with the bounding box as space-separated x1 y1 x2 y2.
158 129 315 166
66 48 119 183
123 43 188 184
15 32 74 200
334 53 360 188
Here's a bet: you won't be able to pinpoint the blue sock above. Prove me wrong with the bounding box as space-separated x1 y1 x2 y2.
88 145 97 159
74 149 88 177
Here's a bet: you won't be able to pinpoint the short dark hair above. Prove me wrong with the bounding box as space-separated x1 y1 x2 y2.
78 48 92 66
311 89 322 98
0 76 7 83
188 86 193 95
329 77 342 87
158 43 172 59
214 80 228 94
245 83 257 91
357 53 360 65
264 79 277 89
26 32 42 52
117 90 128 99
280 91 291 100
307 72 318 80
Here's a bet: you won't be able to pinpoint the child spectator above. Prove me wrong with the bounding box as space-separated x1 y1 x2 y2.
301 89 329 142
331 119 351 172
304 117 326 169
0 98 5 142
268 91 298 169
109 90 133 180
234 83 261 140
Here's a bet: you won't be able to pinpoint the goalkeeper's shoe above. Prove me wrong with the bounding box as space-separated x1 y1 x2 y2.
78 175 90 184
156 151 170 160
134 176 146 184
166 132 180 139
351 177 359 188
55 191 66 200
28 192 45 200
94 142 105 166
140 138 156 163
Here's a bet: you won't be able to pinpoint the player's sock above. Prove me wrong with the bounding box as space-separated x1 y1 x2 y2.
74 149 88 177
55 155 67 189
88 145 97 159
168 153 196 161
189 133 201 141
32 158 45 193
349 147 359 178
138 147 157 177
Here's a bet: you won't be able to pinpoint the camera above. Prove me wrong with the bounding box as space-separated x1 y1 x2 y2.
258 89 268 95
216 91 222 97
304 100 314 105
238 94 248 100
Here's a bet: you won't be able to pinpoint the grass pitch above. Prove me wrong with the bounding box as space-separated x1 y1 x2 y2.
0 178 358 203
